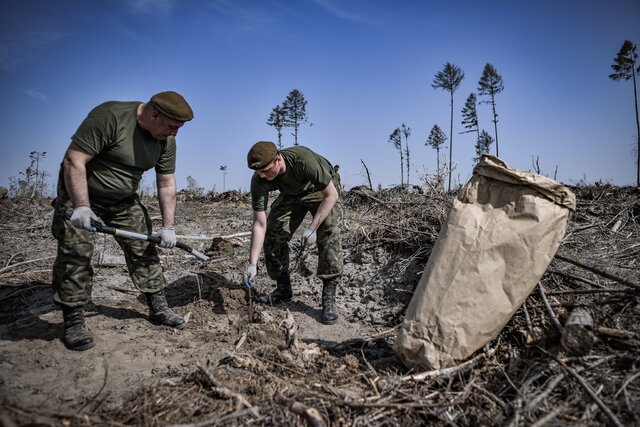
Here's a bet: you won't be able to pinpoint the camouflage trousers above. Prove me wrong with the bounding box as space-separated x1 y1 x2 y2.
51 195 166 308
265 192 343 281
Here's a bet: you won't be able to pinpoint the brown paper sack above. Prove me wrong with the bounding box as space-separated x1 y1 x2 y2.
395 155 576 370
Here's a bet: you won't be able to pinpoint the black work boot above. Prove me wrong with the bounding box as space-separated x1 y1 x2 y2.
145 290 186 330
321 279 339 325
257 273 293 304
62 307 95 351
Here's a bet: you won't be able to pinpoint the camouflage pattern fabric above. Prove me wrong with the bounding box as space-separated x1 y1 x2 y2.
264 191 343 281
51 195 166 308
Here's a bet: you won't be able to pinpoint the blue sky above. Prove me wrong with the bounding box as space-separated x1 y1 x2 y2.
1 0 639 194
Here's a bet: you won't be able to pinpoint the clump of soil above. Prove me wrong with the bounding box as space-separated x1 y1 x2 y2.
1 185 639 426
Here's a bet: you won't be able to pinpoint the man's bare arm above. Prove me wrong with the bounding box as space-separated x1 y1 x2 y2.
63 142 94 208
156 173 177 228
308 180 338 231
249 210 267 265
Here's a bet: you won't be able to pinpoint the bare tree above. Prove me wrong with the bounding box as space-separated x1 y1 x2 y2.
401 123 412 187
186 175 204 197
609 40 640 187
478 63 504 157
388 127 404 186
360 159 373 190
9 151 49 198
220 165 227 192
432 62 465 191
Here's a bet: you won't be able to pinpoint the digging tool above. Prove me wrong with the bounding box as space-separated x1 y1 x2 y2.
242 274 255 323
245 284 254 323
90 221 210 261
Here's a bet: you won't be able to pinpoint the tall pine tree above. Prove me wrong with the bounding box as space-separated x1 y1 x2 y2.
426 124 447 179
283 89 309 146
474 130 494 164
388 127 404 186
461 93 480 139
478 63 504 157
432 62 464 191
401 123 412 187
609 40 640 187
266 104 286 149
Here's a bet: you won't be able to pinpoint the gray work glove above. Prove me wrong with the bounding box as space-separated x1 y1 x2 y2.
70 205 98 230
301 227 317 248
243 263 257 287
157 227 177 248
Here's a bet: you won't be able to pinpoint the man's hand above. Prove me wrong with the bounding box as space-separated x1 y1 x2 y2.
301 227 317 248
158 227 177 248
243 263 257 287
70 205 98 230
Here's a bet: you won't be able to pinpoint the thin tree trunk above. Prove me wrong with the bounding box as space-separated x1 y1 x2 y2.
448 91 454 192
406 144 410 188
492 93 499 157
400 150 404 187
360 159 373 190
633 66 640 187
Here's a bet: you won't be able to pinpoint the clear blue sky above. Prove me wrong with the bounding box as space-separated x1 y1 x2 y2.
1 0 639 194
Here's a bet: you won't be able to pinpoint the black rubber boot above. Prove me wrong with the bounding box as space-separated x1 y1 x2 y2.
321 279 339 325
62 307 95 351
257 273 293 304
145 290 186 330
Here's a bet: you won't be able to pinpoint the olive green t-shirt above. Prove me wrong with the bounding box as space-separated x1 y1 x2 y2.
250 146 334 211
60 101 176 204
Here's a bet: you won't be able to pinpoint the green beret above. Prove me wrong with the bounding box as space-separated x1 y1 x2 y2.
150 91 194 122
247 141 278 170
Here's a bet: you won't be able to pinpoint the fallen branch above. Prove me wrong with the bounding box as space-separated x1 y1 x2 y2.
196 363 254 410
167 406 260 427
546 288 637 296
0 256 56 275
537 282 564 334
350 190 395 211
547 352 623 427
555 254 640 291
548 269 607 289
401 345 497 382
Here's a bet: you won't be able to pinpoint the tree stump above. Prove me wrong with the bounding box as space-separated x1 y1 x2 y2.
561 308 595 356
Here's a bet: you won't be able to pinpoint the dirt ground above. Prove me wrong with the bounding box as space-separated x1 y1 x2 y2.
1 186 639 426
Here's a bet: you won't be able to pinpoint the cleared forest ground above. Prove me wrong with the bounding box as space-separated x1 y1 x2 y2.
0 185 639 426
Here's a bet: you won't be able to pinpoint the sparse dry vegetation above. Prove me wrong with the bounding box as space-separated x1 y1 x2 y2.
1 184 639 426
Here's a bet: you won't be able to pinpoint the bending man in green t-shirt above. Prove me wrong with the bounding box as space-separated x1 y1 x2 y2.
243 141 343 325
51 91 194 351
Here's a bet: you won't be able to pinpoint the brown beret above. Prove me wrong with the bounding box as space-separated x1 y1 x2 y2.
247 141 278 170
150 91 194 122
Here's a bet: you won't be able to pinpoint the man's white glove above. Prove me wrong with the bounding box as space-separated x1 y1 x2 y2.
157 227 177 248
301 227 317 248
243 263 257 287
70 205 98 230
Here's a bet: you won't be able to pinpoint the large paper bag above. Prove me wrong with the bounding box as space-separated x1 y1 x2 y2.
395 155 576 370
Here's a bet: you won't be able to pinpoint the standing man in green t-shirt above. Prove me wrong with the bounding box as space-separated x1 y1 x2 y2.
51 91 194 351
243 141 343 325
